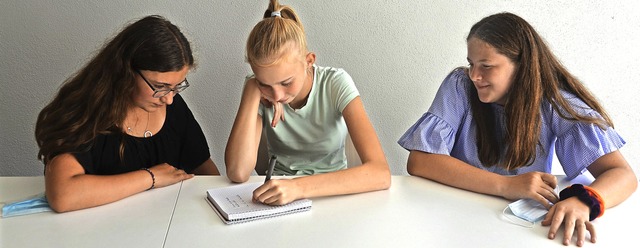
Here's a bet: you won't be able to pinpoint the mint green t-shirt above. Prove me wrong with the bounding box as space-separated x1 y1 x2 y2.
256 65 360 175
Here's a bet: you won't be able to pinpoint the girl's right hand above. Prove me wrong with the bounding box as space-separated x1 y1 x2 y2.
253 179 303 206
148 163 194 188
502 171 558 209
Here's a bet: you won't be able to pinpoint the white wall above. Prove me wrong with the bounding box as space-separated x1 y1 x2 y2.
1 0 639 176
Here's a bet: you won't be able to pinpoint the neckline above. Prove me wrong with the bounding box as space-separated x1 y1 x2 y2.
124 102 171 139
126 111 153 137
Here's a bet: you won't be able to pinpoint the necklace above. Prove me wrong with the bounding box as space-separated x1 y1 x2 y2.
126 111 153 138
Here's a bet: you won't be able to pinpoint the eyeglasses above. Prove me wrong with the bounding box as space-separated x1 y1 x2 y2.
136 70 190 98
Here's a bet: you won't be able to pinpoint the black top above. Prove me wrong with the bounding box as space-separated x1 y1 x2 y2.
73 95 210 175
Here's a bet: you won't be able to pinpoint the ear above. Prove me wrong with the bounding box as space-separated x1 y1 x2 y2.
305 52 316 68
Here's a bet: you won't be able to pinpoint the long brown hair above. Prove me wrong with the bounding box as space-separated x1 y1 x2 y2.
246 0 307 67
467 12 612 170
35 15 194 164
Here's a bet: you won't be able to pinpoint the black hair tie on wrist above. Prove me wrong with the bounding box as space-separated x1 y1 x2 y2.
559 184 604 221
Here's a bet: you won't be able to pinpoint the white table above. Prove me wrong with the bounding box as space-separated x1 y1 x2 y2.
0 177 182 248
164 175 639 248
2 176 638 248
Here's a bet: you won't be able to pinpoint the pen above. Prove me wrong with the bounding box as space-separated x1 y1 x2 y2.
265 155 277 183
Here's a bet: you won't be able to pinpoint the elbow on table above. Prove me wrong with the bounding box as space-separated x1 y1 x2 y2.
45 191 76 213
224 156 254 183
379 175 391 190
382 167 392 189
406 160 440 182
374 162 392 190
406 162 422 177
406 152 435 179
226 169 250 183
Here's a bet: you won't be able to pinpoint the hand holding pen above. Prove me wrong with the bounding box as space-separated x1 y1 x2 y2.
254 155 302 205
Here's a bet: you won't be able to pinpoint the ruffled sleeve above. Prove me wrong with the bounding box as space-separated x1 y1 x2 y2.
555 121 625 179
551 92 626 179
398 68 471 155
398 113 457 154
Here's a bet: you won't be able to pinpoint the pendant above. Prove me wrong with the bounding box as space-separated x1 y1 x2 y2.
144 130 153 138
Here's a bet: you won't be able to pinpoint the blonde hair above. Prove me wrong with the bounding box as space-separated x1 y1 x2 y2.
246 0 307 66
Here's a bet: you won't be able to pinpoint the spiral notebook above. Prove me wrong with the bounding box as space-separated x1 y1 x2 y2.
206 182 312 224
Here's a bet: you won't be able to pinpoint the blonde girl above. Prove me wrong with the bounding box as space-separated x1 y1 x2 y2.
226 0 390 205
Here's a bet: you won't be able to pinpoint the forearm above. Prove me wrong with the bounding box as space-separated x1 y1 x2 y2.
589 166 637 208
46 170 153 212
225 82 262 182
583 150 638 208
292 161 391 199
407 151 508 197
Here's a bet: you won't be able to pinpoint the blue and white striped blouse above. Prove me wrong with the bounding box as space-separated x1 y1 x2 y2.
398 68 625 179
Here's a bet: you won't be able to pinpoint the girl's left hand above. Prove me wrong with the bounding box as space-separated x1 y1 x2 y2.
253 179 302 205
542 197 596 247
260 96 285 127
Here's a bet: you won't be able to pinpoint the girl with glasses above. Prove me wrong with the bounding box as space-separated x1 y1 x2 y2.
35 15 219 213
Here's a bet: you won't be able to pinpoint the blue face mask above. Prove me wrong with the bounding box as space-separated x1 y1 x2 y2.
502 198 549 227
2 193 52 218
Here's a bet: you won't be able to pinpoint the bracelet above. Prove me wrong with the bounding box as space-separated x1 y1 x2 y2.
559 184 605 221
141 168 155 190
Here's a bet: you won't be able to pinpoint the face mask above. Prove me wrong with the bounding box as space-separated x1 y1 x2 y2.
1 193 52 218
502 198 549 228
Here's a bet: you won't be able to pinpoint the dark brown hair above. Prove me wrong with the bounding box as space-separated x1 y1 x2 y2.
467 12 612 170
35 15 194 164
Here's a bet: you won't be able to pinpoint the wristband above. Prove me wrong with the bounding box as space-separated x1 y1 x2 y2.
559 184 605 221
141 168 155 190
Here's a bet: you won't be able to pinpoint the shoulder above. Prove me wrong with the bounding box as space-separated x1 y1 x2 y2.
559 90 599 116
442 67 472 92
543 90 603 120
433 67 473 103
314 65 358 96
166 94 197 128
314 65 360 112
315 65 348 77
167 94 190 114
542 90 610 136
172 94 187 106
315 65 353 85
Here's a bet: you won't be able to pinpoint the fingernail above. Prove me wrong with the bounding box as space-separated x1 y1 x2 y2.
548 233 554 239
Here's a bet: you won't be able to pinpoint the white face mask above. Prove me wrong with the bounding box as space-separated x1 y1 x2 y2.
502 198 549 228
